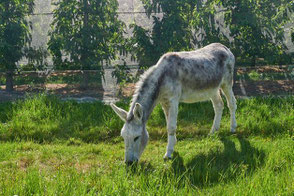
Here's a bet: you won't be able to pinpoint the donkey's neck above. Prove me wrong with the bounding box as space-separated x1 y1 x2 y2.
129 66 165 123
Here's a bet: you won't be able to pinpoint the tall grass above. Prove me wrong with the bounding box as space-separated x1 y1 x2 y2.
0 94 293 195
0 94 123 143
0 136 293 195
0 94 293 143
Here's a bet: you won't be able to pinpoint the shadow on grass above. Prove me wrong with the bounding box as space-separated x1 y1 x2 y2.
170 135 265 188
125 161 155 176
0 95 292 143
148 128 210 142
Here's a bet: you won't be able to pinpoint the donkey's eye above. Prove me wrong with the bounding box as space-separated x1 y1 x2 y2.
134 136 140 142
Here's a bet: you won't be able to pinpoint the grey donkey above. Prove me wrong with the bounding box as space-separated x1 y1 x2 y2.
111 43 237 165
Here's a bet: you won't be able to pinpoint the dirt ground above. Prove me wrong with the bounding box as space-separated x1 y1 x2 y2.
233 80 294 96
0 84 106 102
2 79 293 103
1 65 294 102
121 80 294 98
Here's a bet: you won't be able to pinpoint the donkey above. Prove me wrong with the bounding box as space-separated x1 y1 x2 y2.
111 43 237 165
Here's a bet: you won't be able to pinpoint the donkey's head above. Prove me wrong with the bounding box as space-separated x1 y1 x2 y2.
111 103 149 165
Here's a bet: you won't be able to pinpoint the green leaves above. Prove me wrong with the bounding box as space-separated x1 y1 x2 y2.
130 0 194 68
0 0 34 70
219 0 293 65
133 0 293 67
48 0 125 72
0 0 35 91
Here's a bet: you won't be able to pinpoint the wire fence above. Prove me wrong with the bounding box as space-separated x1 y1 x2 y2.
0 65 293 103
12 0 293 69
1 0 293 102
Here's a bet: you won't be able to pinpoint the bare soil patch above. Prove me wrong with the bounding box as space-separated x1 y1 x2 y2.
233 80 294 96
237 65 292 74
121 80 294 98
1 65 294 102
1 80 293 103
0 83 105 102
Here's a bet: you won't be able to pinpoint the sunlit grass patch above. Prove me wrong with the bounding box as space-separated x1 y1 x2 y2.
0 94 293 194
0 135 293 195
0 94 293 143
0 94 123 142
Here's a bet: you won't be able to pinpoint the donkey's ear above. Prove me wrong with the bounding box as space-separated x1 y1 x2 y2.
133 103 143 122
110 103 127 122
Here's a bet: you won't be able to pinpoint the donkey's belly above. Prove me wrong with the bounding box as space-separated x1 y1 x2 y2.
180 87 219 103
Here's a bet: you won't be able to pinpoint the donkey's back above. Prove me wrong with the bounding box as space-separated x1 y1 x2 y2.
157 43 235 103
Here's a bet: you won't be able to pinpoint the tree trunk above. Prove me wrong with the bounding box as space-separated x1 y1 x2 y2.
80 0 90 90
251 55 256 66
81 70 90 90
5 71 14 92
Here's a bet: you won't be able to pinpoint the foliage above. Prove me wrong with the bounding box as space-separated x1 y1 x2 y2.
190 0 230 48
130 0 294 67
48 0 125 72
0 0 34 91
22 46 49 71
248 70 261 81
129 24 157 68
112 62 136 85
219 0 294 65
130 0 194 68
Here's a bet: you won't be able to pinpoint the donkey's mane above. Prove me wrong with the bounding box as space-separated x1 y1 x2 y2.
128 63 165 122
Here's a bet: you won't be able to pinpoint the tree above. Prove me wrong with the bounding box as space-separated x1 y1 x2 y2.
23 46 49 71
189 0 230 48
48 0 125 89
130 0 194 68
0 0 34 92
132 0 293 68
219 0 294 65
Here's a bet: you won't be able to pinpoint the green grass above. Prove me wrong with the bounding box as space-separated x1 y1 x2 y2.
0 94 293 195
1 70 293 87
0 94 124 143
236 71 294 81
0 94 293 142
0 72 103 86
0 136 293 195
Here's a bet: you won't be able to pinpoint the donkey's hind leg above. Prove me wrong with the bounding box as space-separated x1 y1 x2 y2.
210 90 224 135
221 84 237 133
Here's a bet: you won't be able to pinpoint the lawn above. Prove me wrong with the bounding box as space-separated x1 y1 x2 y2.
0 95 293 195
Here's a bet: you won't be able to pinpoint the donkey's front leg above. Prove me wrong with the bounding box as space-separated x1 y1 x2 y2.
210 91 224 135
164 101 179 159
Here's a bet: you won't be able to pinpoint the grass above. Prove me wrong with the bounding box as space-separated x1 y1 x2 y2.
0 72 103 86
236 70 294 81
1 69 293 87
0 94 293 195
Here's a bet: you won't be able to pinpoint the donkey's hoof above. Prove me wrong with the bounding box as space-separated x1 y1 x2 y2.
230 127 237 133
163 154 172 161
230 123 237 132
163 156 172 161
